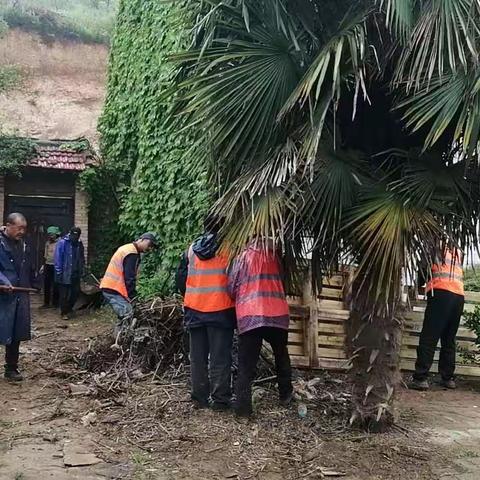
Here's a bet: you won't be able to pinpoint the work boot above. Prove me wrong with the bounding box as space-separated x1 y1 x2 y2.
279 391 295 407
439 378 457 390
409 378 429 391
4 366 23 382
210 401 231 412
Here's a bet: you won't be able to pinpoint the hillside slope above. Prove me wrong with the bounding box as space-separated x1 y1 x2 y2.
0 29 107 142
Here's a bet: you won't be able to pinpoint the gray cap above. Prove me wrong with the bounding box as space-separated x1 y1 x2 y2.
139 232 159 248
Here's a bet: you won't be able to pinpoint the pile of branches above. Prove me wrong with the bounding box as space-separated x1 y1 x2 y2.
79 297 186 380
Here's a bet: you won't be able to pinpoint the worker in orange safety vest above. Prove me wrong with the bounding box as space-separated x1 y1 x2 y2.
176 214 235 411
100 233 158 337
411 246 464 391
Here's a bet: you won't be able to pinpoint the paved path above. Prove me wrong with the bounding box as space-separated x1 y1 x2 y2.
400 383 480 479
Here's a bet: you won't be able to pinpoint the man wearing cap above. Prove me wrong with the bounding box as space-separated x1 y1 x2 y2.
41 226 60 309
100 233 158 336
55 227 86 320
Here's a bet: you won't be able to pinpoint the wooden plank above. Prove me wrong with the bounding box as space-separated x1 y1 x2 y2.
317 323 345 334
318 287 343 300
402 334 478 350
289 304 309 317
408 303 477 314
401 348 479 361
290 356 310 368
317 308 350 320
288 345 304 356
288 332 304 344
404 323 477 340
309 299 320 368
323 275 344 287
317 299 345 310
317 347 346 359
318 334 345 347
401 359 480 377
317 358 351 371
289 319 304 331
465 291 480 304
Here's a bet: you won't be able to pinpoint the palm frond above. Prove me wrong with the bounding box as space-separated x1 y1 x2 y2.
378 0 418 41
345 189 443 302
398 72 480 153
395 0 480 92
175 2 304 178
282 6 372 116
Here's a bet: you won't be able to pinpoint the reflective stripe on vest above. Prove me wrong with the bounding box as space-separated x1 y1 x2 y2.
426 250 464 296
184 246 234 313
99 243 138 299
236 253 289 319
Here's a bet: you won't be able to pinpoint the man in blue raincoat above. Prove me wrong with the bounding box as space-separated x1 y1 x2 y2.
0 213 39 381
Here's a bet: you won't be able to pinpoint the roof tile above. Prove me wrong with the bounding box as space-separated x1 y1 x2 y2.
26 139 96 171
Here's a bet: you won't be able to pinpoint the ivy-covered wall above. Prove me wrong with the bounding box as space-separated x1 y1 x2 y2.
85 0 210 296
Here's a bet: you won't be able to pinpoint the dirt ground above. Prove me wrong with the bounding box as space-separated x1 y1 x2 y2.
1 300 480 480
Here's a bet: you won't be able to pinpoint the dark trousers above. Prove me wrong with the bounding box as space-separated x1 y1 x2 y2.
5 341 20 369
414 290 464 381
189 326 234 406
235 327 293 415
59 277 81 315
44 264 59 307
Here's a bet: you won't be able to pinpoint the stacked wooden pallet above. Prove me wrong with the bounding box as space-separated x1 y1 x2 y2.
288 277 480 376
400 291 480 376
288 273 350 370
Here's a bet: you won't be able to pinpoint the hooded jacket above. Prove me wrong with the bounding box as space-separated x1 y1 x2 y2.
176 233 235 329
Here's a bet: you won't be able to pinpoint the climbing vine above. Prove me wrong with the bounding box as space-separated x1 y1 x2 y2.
0 136 36 176
85 0 211 295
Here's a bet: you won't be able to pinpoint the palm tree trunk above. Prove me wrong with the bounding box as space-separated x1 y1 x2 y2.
346 275 403 431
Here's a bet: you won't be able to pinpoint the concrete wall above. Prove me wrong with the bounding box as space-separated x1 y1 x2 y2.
74 179 89 261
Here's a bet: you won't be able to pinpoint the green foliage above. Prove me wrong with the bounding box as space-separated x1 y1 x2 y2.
0 15 8 37
462 306 480 364
0 136 35 175
88 0 210 295
59 139 90 152
0 65 22 92
0 0 117 44
464 268 480 293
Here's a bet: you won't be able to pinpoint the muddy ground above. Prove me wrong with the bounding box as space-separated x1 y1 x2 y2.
1 300 480 480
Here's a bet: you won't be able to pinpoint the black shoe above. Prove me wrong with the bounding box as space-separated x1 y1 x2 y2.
211 402 231 412
192 400 209 410
409 378 429 391
4 368 23 382
439 378 457 390
279 392 295 407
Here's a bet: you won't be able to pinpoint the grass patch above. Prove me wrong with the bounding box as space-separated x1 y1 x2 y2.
0 0 117 45
0 65 23 92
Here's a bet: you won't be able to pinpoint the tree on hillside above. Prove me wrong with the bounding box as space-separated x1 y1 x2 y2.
175 0 480 428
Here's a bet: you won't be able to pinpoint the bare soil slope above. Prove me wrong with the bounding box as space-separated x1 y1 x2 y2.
0 29 107 142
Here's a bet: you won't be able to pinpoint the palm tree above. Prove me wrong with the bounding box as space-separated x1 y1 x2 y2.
174 0 480 428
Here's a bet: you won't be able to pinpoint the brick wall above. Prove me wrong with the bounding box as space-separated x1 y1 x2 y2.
74 179 89 261
0 175 4 223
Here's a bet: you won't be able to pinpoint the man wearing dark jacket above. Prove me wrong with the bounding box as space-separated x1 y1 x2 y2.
176 215 235 410
100 233 158 336
0 213 39 381
54 227 85 320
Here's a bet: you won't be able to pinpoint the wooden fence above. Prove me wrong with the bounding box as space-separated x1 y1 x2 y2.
400 292 480 376
287 280 480 377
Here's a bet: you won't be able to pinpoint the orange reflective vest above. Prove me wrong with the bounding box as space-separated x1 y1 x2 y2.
184 246 234 313
100 243 138 299
426 249 464 297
